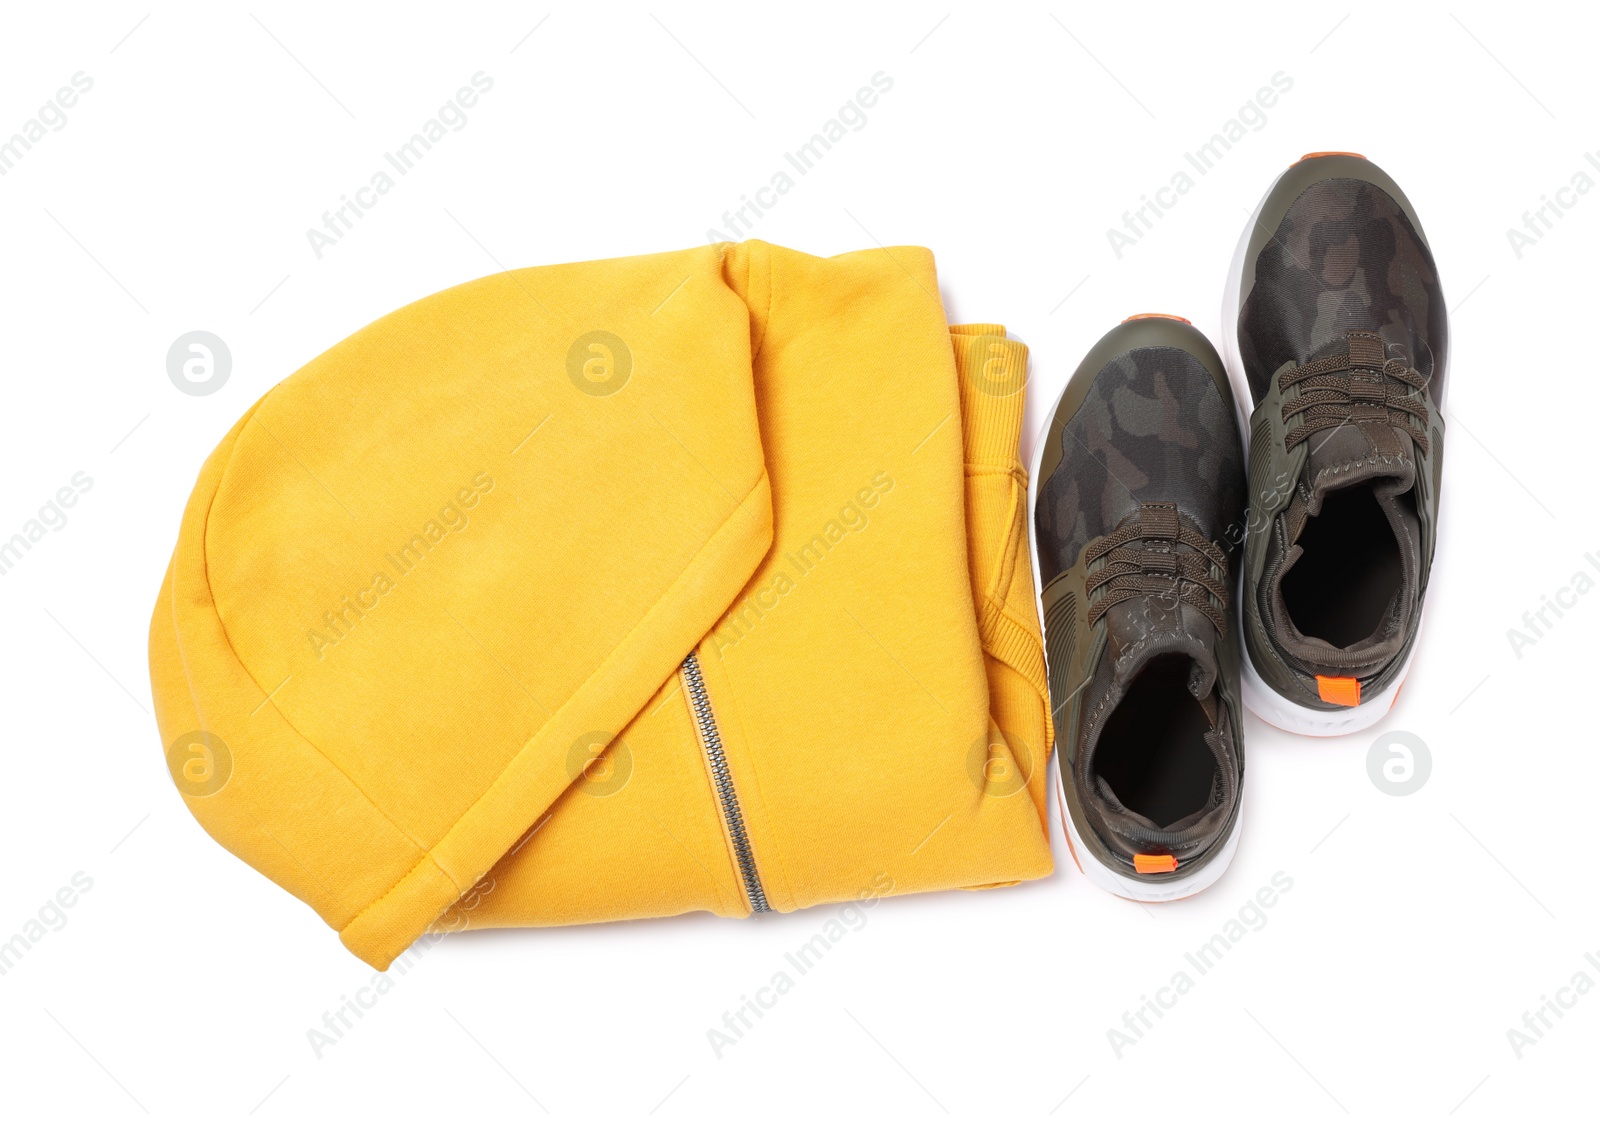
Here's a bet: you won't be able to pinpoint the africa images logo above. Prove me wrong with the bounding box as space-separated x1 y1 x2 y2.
307 473 494 658
305 72 495 258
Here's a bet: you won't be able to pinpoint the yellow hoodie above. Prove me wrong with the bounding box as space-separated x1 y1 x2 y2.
150 240 1053 970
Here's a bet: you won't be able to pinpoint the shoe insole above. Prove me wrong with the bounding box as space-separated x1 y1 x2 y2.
1282 486 1404 648
1095 655 1218 828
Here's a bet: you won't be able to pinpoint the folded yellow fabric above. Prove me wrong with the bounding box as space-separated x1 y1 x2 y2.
149 241 1053 970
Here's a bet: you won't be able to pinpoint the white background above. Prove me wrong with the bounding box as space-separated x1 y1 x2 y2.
1 1 1594 1124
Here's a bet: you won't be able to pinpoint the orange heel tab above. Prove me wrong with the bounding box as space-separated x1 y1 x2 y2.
1122 313 1191 324
1133 853 1177 874
1316 675 1361 707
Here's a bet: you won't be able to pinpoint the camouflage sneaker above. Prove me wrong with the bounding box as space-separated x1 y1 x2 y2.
1030 315 1247 900
1222 153 1447 735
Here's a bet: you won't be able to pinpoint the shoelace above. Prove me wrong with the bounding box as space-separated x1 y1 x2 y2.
1279 330 1430 454
1083 502 1229 635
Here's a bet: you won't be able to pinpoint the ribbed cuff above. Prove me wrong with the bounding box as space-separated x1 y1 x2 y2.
949 324 1029 469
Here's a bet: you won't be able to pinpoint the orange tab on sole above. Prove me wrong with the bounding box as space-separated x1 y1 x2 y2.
1295 150 1366 164
1133 853 1177 874
1316 675 1361 707
1123 313 1191 324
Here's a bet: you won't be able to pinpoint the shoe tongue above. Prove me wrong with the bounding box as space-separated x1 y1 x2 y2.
1078 598 1236 856
1076 597 1220 782
1265 334 1426 675
1100 598 1220 708
1300 334 1417 506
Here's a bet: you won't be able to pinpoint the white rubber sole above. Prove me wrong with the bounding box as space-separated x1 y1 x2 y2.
1026 325 1240 903
1218 164 1418 738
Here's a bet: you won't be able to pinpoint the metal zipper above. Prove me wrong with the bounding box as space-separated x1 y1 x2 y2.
681 650 771 913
